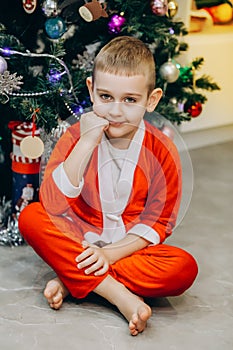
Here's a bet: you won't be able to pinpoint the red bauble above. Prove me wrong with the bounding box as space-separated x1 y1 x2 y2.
184 101 203 118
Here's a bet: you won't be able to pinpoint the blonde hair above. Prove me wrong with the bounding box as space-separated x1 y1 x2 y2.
93 36 156 94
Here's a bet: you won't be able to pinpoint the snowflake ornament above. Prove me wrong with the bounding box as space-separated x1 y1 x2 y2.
72 42 101 73
0 70 23 96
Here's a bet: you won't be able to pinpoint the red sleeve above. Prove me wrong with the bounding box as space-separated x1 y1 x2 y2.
39 123 81 215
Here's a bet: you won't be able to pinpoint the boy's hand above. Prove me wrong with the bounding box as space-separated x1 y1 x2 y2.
75 241 109 276
80 112 109 147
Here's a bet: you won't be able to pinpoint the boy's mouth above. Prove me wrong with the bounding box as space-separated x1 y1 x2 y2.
107 120 125 127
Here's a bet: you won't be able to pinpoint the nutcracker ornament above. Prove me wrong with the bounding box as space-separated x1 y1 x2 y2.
22 0 37 14
8 121 42 214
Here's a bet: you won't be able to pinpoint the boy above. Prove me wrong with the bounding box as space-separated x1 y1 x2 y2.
19 36 198 336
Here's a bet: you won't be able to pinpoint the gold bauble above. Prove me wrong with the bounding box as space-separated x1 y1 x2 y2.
167 0 178 18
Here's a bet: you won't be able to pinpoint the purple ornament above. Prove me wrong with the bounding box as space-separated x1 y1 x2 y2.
108 14 126 34
0 56 8 74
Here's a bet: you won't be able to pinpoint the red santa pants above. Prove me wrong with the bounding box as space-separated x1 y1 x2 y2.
18 202 198 299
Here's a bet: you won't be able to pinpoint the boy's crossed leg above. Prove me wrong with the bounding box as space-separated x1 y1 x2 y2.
44 275 151 336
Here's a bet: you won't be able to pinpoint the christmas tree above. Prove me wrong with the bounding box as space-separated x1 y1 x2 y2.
0 0 220 199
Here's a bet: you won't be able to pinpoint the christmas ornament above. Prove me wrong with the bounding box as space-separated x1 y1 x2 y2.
20 110 44 159
79 0 108 22
42 0 60 18
22 0 37 14
150 0 168 16
0 47 78 105
108 14 126 34
45 17 67 39
20 135 44 159
184 101 203 118
0 71 23 92
72 42 100 72
0 71 23 104
159 59 179 83
0 56 7 73
167 0 178 18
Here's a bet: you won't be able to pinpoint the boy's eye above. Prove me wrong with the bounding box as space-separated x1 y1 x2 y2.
124 97 137 103
100 94 112 101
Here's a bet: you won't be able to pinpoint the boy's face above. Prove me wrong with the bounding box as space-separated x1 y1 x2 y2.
86 71 162 146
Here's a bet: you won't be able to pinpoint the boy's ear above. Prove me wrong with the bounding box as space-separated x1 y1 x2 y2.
86 76 94 102
146 88 163 113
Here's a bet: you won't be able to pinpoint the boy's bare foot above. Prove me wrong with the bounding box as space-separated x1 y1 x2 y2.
118 293 152 336
94 275 152 336
44 277 69 310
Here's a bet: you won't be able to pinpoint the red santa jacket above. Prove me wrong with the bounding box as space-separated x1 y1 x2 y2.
39 120 182 244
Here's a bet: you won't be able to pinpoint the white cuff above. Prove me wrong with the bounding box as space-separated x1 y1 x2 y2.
127 224 160 245
52 163 84 198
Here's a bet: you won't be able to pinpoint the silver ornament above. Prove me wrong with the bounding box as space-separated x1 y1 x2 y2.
159 59 179 83
0 56 7 74
42 0 60 18
150 0 168 16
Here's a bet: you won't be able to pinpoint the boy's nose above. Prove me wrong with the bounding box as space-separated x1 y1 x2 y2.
108 102 123 117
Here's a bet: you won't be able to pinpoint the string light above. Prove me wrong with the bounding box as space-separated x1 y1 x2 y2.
64 101 81 119
8 91 51 97
0 47 79 104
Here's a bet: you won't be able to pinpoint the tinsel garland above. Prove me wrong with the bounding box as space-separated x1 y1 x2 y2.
0 197 24 246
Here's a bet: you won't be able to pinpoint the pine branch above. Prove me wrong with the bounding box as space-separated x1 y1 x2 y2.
196 75 221 91
192 57 205 70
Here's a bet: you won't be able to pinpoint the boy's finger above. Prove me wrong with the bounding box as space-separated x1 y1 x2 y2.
94 263 109 276
84 259 104 275
77 254 97 270
82 240 89 248
75 247 93 262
